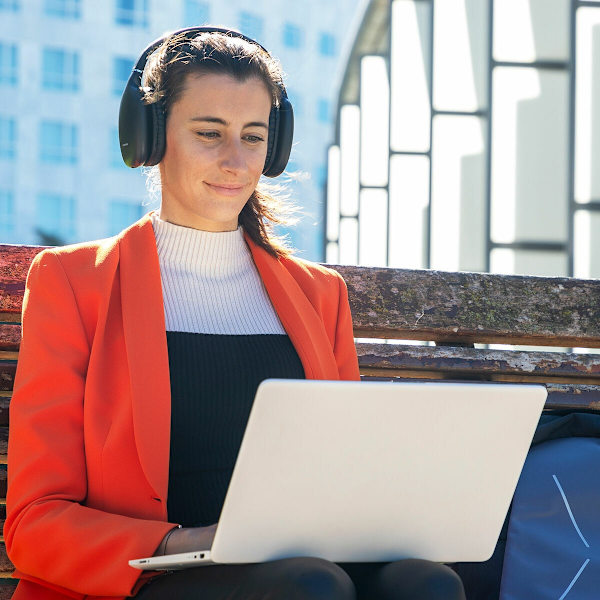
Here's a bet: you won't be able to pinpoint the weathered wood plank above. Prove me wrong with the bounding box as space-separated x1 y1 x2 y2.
0 466 6 497
0 429 8 465
0 501 5 541
0 544 12 576
330 265 600 347
356 343 600 381
0 580 16 600
0 364 15 394
0 246 46 316
360 376 600 411
0 328 19 352
0 400 8 428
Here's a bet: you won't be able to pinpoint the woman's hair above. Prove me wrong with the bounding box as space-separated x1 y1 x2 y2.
141 31 295 258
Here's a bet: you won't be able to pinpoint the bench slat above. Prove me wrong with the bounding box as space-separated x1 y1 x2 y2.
360 378 600 411
357 343 600 381
331 265 600 348
0 429 7 465
0 365 15 394
0 581 16 599
0 246 46 316
0 328 20 352
0 543 12 576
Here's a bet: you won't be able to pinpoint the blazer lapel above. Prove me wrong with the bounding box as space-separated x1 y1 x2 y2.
119 214 171 507
245 235 339 380
117 218 338 503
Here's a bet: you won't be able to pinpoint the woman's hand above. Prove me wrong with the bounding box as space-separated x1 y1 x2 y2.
154 524 217 556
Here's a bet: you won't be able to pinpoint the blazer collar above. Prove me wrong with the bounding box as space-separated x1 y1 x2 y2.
119 213 171 507
244 234 339 380
118 214 338 503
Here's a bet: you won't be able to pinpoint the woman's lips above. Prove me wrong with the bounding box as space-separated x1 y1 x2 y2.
205 182 246 196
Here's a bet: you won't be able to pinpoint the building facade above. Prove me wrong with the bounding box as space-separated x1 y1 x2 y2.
326 0 600 279
0 0 365 260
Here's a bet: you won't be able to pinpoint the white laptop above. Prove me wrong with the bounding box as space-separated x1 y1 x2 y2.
129 379 546 570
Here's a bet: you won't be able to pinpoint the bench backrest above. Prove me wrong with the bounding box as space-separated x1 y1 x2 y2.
0 245 599 593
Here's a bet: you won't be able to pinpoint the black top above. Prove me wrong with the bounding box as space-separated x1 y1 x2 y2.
166 332 305 527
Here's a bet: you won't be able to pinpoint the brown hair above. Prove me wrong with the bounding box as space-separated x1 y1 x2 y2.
141 31 295 258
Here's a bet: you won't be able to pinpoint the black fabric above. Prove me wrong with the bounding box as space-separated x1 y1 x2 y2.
450 411 600 599
166 332 305 527
135 557 466 600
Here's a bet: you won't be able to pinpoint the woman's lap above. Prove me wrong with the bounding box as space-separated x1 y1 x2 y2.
135 557 465 600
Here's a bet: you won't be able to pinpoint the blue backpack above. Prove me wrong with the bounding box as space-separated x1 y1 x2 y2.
451 412 600 599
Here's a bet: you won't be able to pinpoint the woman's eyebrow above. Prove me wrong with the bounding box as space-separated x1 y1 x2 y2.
189 116 269 129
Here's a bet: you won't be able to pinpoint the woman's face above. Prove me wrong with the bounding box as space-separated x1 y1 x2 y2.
158 72 272 231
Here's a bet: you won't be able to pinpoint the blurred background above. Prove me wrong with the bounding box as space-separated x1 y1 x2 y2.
1 0 599 278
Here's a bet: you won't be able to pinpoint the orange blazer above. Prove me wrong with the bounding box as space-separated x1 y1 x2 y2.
4 213 360 600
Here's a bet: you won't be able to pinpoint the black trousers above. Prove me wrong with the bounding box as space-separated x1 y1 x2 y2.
135 557 466 600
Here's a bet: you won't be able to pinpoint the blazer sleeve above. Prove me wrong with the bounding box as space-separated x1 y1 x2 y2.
333 271 360 381
4 250 175 598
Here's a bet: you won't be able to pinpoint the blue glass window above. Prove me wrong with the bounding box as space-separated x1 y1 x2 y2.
0 43 17 86
0 190 14 236
115 0 148 27
44 0 81 18
108 199 143 235
283 23 303 49
183 0 209 26
287 88 302 118
318 32 336 57
40 121 77 164
42 48 79 91
36 193 76 242
113 56 134 96
317 98 330 123
238 11 263 43
316 163 328 187
0 116 16 159
110 127 128 168
0 0 19 11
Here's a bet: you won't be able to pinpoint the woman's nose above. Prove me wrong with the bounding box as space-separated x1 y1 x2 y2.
219 138 246 172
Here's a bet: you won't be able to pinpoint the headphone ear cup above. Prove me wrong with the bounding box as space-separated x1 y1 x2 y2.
263 96 294 178
263 106 279 175
145 102 166 166
119 79 154 167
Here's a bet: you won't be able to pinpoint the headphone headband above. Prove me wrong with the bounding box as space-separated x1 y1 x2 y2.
118 26 294 177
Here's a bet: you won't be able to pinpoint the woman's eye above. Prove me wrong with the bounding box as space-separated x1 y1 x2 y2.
245 135 265 143
197 131 220 139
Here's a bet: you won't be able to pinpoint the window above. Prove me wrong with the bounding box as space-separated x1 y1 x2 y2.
42 48 79 91
115 0 148 27
317 98 330 123
40 121 77 164
287 88 302 118
110 127 127 168
44 0 81 18
0 116 16 159
0 43 17 86
36 193 76 242
113 56 134 96
238 11 263 42
283 23 303 49
0 0 19 11
315 163 328 187
318 32 336 57
183 0 209 26
108 199 143 235
0 190 14 236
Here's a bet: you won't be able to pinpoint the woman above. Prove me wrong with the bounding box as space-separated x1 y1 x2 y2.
5 28 465 600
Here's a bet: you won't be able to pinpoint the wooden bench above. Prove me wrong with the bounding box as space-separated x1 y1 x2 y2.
0 244 599 598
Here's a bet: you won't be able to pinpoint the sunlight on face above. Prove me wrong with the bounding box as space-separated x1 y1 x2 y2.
158 72 272 231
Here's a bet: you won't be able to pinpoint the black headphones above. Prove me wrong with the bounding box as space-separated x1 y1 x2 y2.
118 26 294 177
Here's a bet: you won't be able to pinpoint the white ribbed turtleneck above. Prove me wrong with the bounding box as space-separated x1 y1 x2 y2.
151 213 286 335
